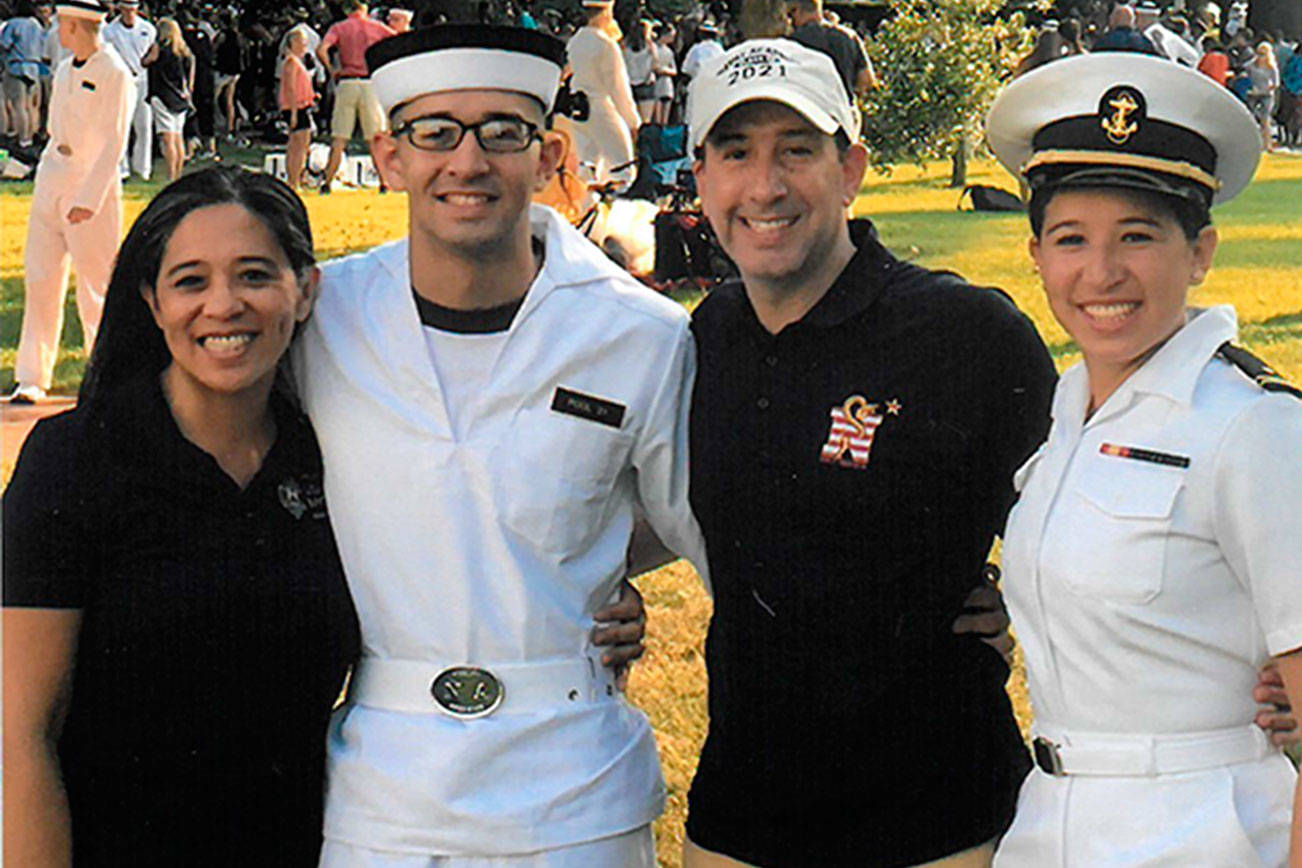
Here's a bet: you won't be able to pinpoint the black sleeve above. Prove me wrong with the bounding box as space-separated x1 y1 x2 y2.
3 413 102 608
981 291 1057 540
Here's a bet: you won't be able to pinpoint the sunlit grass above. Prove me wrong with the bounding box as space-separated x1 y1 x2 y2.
2 153 1299 866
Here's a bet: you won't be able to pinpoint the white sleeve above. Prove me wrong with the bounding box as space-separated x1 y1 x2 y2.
72 62 134 212
631 322 710 591
1213 394 1302 656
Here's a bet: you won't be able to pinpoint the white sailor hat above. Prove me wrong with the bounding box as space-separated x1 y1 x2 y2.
57 0 110 19
986 52 1260 207
366 24 567 115
687 39 861 151
386 7 412 21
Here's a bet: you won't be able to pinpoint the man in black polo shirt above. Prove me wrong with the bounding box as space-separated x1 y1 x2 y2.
679 39 1056 868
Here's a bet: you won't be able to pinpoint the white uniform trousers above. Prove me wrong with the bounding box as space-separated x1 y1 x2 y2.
319 825 656 868
118 75 151 179
15 176 119 389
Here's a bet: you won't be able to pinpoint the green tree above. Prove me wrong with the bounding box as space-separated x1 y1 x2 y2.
861 0 1045 186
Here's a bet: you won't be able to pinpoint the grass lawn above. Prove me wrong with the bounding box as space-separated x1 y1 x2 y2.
2 151 1299 866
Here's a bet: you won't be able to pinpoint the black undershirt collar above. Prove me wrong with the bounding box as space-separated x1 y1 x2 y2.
412 291 524 334
411 238 543 334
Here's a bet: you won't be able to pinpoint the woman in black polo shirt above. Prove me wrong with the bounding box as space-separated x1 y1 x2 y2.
2 166 359 865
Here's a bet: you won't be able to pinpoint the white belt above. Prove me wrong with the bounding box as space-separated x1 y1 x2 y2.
1032 723 1272 777
349 656 618 718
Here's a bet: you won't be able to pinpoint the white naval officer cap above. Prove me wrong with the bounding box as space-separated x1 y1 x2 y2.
985 51 1261 208
56 0 110 20
365 24 567 116
687 39 862 151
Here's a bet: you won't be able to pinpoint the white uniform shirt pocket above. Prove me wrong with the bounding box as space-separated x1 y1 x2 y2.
1049 462 1185 605
497 407 634 555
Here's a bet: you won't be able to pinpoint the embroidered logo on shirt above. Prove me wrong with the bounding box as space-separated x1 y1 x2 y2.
1099 442 1190 469
819 395 901 470
551 387 626 429
278 474 327 519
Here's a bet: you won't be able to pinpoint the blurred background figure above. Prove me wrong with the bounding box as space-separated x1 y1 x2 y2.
566 0 638 188
1 1 47 149
314 0 391 194
386 7 412 34
651 20 676 125
280 25 315 191
621 17 656 125
147 17 194 182
103 0 155 180
11 0 133 404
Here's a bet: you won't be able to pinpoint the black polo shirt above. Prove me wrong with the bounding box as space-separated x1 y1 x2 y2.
686 220 1056 867
3 375 359 866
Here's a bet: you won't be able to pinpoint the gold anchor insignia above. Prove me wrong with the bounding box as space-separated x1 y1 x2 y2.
1101 92 1140 145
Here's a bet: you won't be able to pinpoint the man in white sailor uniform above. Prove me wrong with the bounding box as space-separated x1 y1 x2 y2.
10 0 132 404
101 0 153 180
293 25 707 867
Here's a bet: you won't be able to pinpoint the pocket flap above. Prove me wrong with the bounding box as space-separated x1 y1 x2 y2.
1077 463 1184 518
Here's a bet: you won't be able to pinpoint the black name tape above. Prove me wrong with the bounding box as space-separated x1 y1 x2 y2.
81 80 96 90
551 387 626 429
1100 442 1190 469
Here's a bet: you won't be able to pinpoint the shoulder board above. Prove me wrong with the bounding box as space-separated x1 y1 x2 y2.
1216 342 1302 400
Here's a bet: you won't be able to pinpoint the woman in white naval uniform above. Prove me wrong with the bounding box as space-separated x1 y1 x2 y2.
986 53 1302 866
11 0 132 404
565 0 639 189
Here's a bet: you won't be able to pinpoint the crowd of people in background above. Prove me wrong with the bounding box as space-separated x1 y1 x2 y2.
1014 2 1300 150
1 0 1299 179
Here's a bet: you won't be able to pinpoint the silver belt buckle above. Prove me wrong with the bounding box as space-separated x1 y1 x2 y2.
1033 736 1067 776
430 666 504 719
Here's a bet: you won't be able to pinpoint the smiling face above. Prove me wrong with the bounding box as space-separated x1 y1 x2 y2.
371 89 564 262
693 100 866 297
1030 187 1217 401
146 203 315 400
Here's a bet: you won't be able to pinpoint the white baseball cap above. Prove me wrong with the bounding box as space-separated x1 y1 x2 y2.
687 39 861 151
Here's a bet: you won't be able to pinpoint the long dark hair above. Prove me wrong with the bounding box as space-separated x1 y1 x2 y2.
79 166 315 407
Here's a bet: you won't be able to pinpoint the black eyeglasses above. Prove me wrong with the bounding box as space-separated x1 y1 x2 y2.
390 115 543 153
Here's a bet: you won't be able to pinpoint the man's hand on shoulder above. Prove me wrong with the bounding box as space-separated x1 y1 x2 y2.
951 565 1013 664
593 579 647 692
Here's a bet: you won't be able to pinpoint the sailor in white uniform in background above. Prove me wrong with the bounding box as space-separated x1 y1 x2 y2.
102 0 153 180
294 25 707 867
565 0 639 189
10 0 132 404
986 52 1302 867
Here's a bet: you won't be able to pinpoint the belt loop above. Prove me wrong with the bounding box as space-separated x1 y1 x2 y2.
1144 735 1158 777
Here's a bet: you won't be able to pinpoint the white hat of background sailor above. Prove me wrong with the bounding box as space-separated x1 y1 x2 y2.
365 24 567 115
387 7 412 21
687 38 862 151
56 0 110 20
985 51 1261 207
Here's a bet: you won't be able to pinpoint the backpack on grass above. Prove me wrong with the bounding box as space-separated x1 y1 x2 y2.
958 184 1025 212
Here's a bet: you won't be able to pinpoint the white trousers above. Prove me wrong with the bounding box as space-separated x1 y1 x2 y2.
16 172 119 388
319 825 656 868
118 77 151 179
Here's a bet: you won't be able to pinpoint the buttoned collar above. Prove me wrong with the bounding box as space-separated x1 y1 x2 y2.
798 219 893 329
1053 304 1238 428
